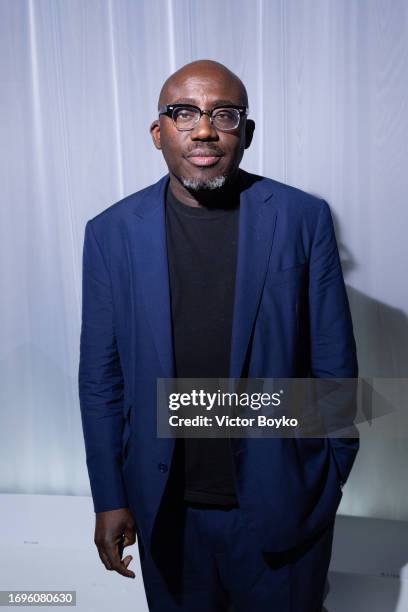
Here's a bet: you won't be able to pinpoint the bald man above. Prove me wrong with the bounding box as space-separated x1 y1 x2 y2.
79 60 359 611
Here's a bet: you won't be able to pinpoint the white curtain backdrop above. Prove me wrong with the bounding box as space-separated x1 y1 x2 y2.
1 0 407 520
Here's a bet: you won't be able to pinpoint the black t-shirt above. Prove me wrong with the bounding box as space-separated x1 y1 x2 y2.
165 182 240 505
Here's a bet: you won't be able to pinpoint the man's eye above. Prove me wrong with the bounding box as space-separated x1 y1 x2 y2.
175 109 196 120
215 110 235 120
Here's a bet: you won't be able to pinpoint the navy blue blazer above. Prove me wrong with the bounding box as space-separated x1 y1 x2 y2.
78 169 359 555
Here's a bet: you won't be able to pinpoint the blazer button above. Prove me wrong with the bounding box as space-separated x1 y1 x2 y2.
158 463 168 473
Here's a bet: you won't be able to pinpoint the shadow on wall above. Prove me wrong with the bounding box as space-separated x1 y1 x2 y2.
326 213 408 610
331 211 408 378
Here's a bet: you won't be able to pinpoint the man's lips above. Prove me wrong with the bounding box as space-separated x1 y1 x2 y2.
185 151 224 167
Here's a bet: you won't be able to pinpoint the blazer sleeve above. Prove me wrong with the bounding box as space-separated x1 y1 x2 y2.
78 220 129 513
309 200 359 486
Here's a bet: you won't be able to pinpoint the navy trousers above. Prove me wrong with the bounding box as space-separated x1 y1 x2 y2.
136 499 334 612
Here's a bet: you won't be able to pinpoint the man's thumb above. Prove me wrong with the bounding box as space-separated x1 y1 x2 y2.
123 526 136 547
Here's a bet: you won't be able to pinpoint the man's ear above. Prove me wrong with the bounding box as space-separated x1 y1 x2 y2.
150 119 162 150
244 119 255 149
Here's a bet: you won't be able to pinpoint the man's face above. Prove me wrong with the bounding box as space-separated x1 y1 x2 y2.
150 71 254 190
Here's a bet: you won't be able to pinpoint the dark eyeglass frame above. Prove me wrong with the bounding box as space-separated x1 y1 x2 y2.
158 103 249 131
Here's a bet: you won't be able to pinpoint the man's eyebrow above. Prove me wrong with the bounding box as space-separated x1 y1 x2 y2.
171 97 241 107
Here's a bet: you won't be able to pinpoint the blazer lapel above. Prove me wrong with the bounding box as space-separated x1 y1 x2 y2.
229 173 277 378
127 174 175 378
126 171 276 380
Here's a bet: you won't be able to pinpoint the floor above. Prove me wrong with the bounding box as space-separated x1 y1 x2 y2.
0 494 407 611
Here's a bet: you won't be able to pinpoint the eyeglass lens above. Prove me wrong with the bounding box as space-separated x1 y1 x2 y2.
173 107 240 130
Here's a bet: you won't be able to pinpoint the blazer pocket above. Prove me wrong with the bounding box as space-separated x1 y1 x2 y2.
267 262 307 286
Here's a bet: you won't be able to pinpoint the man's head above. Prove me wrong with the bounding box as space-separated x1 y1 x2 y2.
150 60 255 197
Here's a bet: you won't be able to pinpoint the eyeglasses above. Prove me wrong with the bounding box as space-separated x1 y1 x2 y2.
158 103 249 132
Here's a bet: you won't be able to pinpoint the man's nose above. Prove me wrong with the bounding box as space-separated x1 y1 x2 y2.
190 113 219 140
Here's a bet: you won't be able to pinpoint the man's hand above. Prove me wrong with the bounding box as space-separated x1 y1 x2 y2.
94 507 137 578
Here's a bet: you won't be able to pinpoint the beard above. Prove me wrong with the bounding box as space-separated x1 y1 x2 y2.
180 173 227 191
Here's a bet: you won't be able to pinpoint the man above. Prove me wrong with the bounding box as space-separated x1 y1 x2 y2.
78 59 359 611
